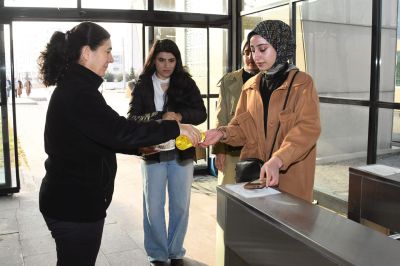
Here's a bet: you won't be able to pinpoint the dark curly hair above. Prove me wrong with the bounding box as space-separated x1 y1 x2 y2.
38 21 110 87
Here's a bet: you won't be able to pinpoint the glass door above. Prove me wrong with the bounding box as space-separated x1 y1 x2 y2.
0 23 20 193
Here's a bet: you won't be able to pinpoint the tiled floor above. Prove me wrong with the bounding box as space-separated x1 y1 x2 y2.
0 156 217 266
0 92 218 266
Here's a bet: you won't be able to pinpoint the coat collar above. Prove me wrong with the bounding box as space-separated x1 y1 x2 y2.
61 63 104 90
244 69 299 92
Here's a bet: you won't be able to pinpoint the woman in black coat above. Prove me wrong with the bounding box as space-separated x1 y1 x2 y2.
128 39 207 266
37 22 201 266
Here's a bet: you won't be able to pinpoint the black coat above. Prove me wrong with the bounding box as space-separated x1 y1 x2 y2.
39 63 179 222
128 73 207 161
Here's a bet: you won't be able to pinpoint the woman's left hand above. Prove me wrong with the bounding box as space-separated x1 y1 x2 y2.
259 156 283 186
162 112 182 122
139 146 159 155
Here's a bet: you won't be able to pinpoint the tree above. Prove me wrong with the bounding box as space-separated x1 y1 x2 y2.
104 72 114 82
127 67 137 81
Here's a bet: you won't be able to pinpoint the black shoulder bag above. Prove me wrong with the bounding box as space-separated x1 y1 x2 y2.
235 70 300 183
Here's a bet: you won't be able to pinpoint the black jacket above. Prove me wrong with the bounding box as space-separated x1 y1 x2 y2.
39 63 179 222
128 73 207 161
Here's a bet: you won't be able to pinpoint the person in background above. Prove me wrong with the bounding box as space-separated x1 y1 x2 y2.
6 78 12 97
37 22 201 266
212 39 259 185
128 39 207 266
201 20 321 203
16 79 23 97
24 78 32 97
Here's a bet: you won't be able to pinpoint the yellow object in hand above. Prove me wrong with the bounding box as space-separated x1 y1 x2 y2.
176 132 205 150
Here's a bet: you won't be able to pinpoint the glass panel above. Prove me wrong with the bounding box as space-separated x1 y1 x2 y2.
209 28 228 95
391 108 400 143
155 0 228 15
316 103 369 200
393 0 400 103
380 0 397 102
82 0 146 10
0 26 8 185
377 108 400 167
241 5 289 44
297 0 372 100
10 22 143 187
100 23 143 100
5 0 76 8
152 27 208 95
241 0 281 12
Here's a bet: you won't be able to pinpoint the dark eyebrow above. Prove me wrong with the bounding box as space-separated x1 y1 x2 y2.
250 43 269 48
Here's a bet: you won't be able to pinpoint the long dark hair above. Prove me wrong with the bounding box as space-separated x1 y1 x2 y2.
38 21 110 86
141 39 192 108
141 39 190 78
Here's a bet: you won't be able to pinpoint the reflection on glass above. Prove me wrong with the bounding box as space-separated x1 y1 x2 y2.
5 0 76 8
241 5 289 44
393 0 400 103
377 108 400 168
316 103 369 200
379 0 397 103
297 0 372 100
209 28 228 95
155 0 227 14
393 109 400 143
82 0 146 10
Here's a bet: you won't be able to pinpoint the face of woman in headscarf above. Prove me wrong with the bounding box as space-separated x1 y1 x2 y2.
154 52 177 80
250 35 277 72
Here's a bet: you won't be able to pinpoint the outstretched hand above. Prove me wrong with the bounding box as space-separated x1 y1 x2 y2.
178 123 202 147
199 129 224 148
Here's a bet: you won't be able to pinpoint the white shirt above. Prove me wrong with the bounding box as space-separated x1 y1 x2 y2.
152 73 170 111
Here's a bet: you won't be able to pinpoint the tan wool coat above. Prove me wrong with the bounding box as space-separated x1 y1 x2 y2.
222 70 321 202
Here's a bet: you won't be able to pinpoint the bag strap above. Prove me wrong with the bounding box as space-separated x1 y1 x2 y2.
268 70 300 160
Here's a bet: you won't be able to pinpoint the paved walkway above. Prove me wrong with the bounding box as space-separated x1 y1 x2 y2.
0 89 218 266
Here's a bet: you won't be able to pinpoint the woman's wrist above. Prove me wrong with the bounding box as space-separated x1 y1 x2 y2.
217 127 227 141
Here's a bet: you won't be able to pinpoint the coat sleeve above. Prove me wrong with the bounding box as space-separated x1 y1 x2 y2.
127 80 164 122
273 76 321 170
221 89 249 147
212 76 229 154
66 89 180 153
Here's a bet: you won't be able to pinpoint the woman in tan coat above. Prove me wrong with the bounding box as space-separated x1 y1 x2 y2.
201 20 320 202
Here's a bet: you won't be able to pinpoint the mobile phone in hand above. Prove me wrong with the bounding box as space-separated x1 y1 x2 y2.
244 180 266 190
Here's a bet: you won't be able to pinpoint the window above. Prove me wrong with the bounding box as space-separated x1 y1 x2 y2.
241 5 289 47
5 0 76 8
82 0 146 10
155 0 228 15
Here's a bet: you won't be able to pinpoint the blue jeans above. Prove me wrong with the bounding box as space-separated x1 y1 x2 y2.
142 150 193 262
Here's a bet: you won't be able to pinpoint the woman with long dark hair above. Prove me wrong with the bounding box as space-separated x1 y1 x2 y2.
128 39 207 266
38 22 201 266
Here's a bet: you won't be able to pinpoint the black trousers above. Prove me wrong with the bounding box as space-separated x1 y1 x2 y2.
44 216 105 266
